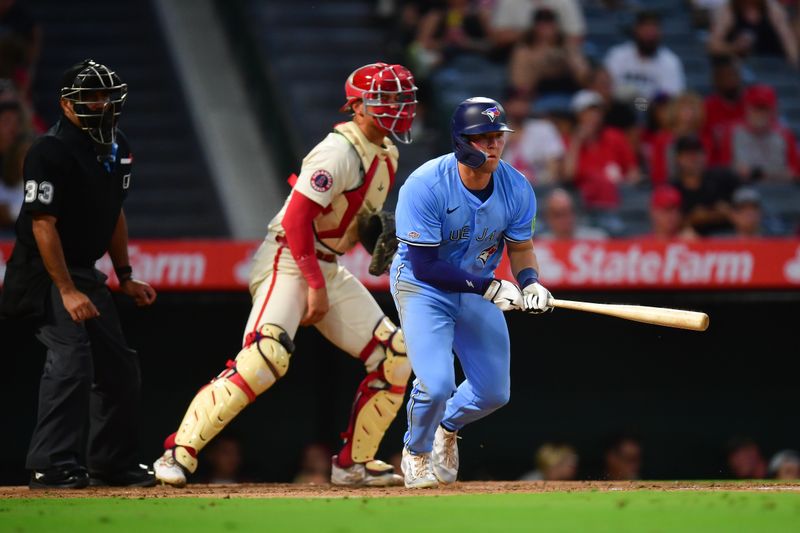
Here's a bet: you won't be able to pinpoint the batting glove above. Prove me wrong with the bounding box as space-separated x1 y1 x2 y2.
483 279 523 312
522 282 553 314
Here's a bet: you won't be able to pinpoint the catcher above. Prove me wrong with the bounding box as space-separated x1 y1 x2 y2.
153 62 417 487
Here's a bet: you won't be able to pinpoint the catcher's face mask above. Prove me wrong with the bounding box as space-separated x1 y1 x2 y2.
340 63 418 145
61 60 127 154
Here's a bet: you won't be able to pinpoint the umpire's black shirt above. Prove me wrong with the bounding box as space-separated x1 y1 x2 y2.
0 118 132 319
16 117 132 265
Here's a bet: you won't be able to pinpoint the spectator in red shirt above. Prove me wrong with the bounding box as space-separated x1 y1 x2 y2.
648 184 698 240
640 92 672 176
647 91 712 186
563 89 639 210
703 54 746 166
719 83 800 181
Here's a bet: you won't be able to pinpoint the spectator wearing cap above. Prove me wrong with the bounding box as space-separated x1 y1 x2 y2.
603 10 686 100
728 186 764 236
648 184 698 240
768 450 800 480
725 185 788 237
537 188 609 240
562 89 639 214
702 54 747 166
502 90 565 185
719 84 800 182
708 0 799 68
672 134 740 236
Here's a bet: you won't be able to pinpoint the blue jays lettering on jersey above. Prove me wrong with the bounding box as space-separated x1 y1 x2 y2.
394 153 536 289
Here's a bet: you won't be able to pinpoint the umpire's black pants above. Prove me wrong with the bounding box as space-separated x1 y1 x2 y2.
26 268 141 473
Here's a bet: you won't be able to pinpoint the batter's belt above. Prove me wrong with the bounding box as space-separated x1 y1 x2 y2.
274 234 337 263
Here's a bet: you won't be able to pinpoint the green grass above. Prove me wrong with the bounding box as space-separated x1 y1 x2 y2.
2 491 800 532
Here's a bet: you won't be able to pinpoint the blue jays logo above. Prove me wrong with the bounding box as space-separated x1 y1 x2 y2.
481 107 500 123
477 243 498 265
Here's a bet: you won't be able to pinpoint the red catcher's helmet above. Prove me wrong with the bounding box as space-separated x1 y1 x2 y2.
340 62 418 144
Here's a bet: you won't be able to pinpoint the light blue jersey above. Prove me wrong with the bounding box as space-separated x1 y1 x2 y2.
393 153 536 291
390 152 537 455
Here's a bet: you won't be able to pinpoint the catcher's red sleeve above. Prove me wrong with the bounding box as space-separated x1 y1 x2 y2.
282 191 326 289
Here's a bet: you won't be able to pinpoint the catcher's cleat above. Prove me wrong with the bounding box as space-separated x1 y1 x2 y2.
401 448 438 489
153 449 188 488
432 425 459 484
330 456 403 487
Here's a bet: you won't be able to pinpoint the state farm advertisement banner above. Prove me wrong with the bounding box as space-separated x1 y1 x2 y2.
527 240 800 290
1 239 799 291
0 240 390 292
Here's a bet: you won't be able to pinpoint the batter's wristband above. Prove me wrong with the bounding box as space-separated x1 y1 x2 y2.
115 265 133 282
516 267 539 289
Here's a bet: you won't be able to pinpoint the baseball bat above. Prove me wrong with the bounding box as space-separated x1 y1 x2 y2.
548 298 710 331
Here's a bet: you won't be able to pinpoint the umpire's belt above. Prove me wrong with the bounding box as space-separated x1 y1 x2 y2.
275 235 336 263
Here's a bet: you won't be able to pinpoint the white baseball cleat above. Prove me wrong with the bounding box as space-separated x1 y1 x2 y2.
153 449 187 488
401 447 439 489
432 425 459 484
330 456 403 487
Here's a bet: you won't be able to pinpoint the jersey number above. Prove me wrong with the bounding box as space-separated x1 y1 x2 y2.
24 180 54 205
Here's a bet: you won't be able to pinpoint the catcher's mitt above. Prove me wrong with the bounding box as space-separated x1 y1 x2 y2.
357 210 398 276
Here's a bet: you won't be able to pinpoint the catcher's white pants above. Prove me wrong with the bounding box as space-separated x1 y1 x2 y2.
244 237 384 356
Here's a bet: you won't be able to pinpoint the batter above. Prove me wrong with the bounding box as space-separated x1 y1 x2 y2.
390 97 554 488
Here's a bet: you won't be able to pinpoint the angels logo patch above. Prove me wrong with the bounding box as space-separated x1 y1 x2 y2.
310 169 333 192
477 243 498 265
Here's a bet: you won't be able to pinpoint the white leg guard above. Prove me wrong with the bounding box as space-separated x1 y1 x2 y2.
168 324 294 473
339 317 411 465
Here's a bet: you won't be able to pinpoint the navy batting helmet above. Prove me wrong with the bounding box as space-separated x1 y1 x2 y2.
451 97 514 168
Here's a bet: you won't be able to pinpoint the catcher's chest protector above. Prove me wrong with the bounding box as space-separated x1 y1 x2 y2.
313 121 399 254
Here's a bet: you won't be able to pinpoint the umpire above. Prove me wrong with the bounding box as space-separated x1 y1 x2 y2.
0 59 156 489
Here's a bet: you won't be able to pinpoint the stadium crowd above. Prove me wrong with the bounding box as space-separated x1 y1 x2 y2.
0 0 42 238
202 432 800 483
3 1 800 240
386 0 800 238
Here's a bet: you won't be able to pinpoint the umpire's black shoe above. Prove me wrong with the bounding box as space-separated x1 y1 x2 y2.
29 466 90 489
89 464 157 487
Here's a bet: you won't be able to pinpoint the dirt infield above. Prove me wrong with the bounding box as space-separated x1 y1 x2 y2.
3 480 800 499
